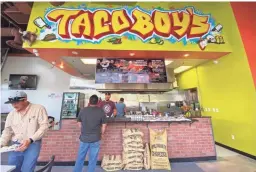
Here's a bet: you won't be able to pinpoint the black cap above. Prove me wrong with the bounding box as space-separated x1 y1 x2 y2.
105 92 111 95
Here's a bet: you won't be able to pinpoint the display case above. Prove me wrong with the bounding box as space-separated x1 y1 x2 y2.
60 92 85 119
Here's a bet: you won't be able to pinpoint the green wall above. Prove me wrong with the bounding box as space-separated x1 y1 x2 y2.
177 64 256 156
177 33 256 156
177 3 256 156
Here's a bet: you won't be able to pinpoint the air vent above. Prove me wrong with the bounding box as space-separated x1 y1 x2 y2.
96 83 173 93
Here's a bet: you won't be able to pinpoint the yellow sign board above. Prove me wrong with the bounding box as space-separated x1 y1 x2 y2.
25 2 234 52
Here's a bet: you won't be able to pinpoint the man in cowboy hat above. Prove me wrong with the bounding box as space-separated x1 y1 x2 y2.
0 91 49 172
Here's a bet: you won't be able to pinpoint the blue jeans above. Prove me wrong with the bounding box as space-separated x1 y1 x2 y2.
8 141 42 172
74 141 100 172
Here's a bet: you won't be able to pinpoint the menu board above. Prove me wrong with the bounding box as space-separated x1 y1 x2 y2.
95 58 167 83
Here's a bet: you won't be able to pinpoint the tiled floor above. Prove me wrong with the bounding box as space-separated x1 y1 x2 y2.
2 145 256 172
197 146 256 172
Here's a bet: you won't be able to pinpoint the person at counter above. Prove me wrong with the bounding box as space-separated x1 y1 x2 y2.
74 95 107 172
99 93 117 117
116 98 126 117
87 97 102 107
48 116 55 129
0 91 49 172
48 116 59 130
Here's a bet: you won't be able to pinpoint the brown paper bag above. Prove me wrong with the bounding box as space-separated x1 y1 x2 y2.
101 154 123 171
149 129 171 170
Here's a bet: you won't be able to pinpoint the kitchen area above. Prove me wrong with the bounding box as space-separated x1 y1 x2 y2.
98 89 200 122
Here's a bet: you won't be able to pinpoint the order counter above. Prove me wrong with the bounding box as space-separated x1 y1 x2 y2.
37 117 216 164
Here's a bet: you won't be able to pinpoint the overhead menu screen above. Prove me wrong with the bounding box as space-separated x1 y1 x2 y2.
95 58 167 83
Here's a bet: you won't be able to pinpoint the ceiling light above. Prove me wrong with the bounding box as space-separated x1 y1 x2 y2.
60 65 64 69
72 51 78 55
81 58 97 65
165 60 173 65
184 54 189 57
174 66 192 74
213 60 219 64
129 53 135 56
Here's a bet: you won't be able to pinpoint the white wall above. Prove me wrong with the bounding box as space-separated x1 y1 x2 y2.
1 57 71 91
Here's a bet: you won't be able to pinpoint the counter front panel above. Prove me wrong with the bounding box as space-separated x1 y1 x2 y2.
38 118 216 162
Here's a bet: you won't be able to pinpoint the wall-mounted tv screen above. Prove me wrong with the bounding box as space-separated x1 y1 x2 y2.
9 74 37 90
95 58 167 83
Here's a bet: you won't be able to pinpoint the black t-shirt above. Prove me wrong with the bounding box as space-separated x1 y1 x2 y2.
77 106 106 143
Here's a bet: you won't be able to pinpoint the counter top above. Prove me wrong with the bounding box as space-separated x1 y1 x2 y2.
105 117 199 124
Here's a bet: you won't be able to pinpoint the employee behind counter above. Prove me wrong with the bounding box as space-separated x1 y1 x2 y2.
115 98 126 117
98 93 117 117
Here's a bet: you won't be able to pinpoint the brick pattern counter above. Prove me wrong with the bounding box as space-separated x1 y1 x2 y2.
38 118 216 162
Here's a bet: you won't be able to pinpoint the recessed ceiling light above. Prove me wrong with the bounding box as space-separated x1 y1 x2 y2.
72 51 78 55
184 54 189 57
213 60 219 64
165 60 173 65
174 66 192 74
129 53 135 56
81 58 97 65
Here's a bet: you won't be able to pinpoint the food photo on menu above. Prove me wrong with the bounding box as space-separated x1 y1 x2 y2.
95 58 167 84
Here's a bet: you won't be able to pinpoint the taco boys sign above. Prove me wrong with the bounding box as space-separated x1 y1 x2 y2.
45 7 212 41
